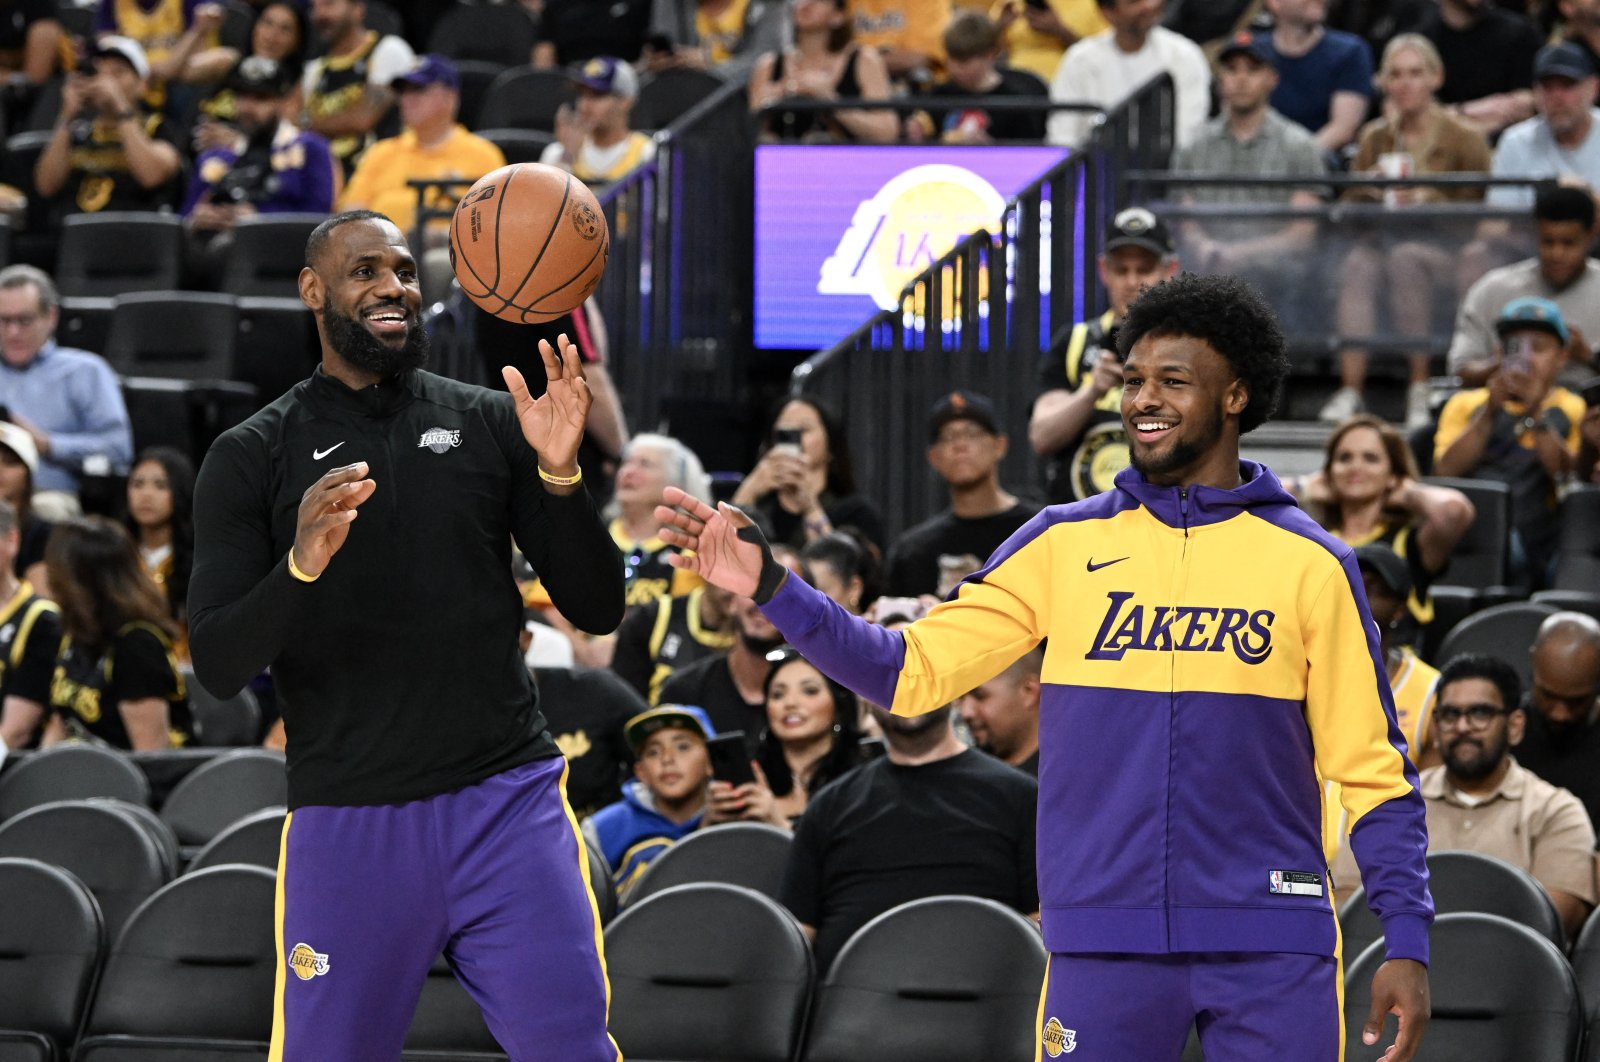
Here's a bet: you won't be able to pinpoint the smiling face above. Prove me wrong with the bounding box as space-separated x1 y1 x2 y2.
301 217 428 378
1327 424 1396 505
765 658 838 745
1120 333 1247 486
614 441 674 511
634 726 711 807
252 2 302 61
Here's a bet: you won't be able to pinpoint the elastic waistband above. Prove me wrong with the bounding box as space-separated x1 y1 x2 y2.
1041 904 1339 957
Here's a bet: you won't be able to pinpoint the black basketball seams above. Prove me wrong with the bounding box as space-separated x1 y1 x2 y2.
488 171 573 317
522 230 609 311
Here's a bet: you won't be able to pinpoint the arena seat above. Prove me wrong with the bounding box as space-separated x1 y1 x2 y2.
88 799 180 878
1554 486 1600 593
477 128 556 167
1569 906 1600 1061
158 749 287 860
0 800 172 943
0 131 56 262
219 214 327 298
120 377 200 461
449 60 508 131
1344 912 1580 1062
232 297 318 407
0 858 104 1062
427 4 538 69
0 216 10 268
476 68 573 133
74 865 276 1060
1339 850 1564 965
633 67 728 131
186 807 284 875
1531 590 1600 624
56 214 183 298
605 883 812 1062
105 292 238 382
182 667 261 748
400 954 503 1059
1422 477 1512 590
1434 601 1557 689
627 822 792 906
215 0 255 52
54 297 114 356
585 838 617 926
801 895 1046 1062
0 744 149 822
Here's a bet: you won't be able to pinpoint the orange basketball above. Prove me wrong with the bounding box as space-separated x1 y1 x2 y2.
448 163 610 324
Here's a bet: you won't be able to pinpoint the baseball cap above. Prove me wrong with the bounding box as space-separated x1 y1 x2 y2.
927 390 1000 443
226 55 297 97
1495 296 1570 345
392 53 459 92
1355 543 1412 600
1534 42 1595 82
624 704 715 755
1103 207 1173 258
0 422 38 477
93 36 150 81
1217 32 1274 67
570 56 638 99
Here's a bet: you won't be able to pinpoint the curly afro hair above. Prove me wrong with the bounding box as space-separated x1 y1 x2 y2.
1114 273 1288 435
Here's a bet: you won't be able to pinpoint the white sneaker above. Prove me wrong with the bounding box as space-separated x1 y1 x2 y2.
1405 382 1432 429
1318 387 1364 423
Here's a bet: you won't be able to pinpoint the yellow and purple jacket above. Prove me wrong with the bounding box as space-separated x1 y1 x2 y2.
762 460 1433 963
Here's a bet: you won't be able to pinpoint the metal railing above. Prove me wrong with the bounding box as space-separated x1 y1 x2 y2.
787 75 1175 537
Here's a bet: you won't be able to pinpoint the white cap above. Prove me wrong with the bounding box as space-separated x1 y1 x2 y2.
0 422 39 477
94 35 152 81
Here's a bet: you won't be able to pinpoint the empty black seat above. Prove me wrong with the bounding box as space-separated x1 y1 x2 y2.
186 807 285 874
452 60 510 131
159 749 287 857
56 214 184 297
428 5 538 67
0 744 150 822
628 822 793 905
402 953 503 1058
1424 477 1512 590
105 292 238 382
183 667 261 747
232 297 317 406
1435 601 1557 688
633 68 728 131
585 839 616 927
219 214 327 297
0 857 104 1062
1531 589 1600 624
1554 487 1600 592
55 296 115 355
477 128 555 167
476 68 574 132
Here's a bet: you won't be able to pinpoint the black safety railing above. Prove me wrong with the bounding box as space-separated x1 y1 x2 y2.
786 75 1175 537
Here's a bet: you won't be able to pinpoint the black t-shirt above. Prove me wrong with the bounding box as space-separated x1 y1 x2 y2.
0 0 54 54
13 514 51 580
1510 707 1600 832
610 587 734 704
540 0 653 65
533 664 645 819
1035 310 1126 503
59 110 186 215
883 502 1041 598
0 584 60 746
758 491 886 554
925 68 1049 142
1415 7 1542 107
656 652 765 754
51 621 192 749
782 748 1038 973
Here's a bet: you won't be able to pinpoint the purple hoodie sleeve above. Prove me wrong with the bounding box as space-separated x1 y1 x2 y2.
760 574 907 708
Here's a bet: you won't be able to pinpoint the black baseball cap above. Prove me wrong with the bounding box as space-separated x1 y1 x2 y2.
1103 207 1173 258
1535 42 1595 82
1217 32 1274 67
1355 544 1412 599
225 55 297 97
623 705 715 755
927 390 1000 443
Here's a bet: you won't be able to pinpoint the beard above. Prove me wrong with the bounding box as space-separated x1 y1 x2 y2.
870 703 951 738
1129 402 1225 481
324 301 429 378
1443 732 1507 782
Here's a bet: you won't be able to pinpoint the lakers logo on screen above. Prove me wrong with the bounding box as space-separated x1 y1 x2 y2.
818 164 1006 315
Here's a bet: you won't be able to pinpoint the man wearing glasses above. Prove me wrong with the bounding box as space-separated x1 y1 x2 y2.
1334 653 1597 939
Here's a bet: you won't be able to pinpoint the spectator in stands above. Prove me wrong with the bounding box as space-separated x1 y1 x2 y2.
1047 0 1211 148
187 0 309 141
0 499 62 753
1325 0 1429 61
1412 0 1540 138
0 265 134 501
607 432 713 610
1170 34 1327 289
909 11 1048 143
582 704 717 900
533 0 654 68
656 545 800 743
991 0 1107 84
338 54 504 300
1289 414 1474 630
300 0 415 180
848 0 952 81
0 424 50 592
731 397 886 554
1511 612 1600 829
97 0 224 109
122 446 194 661
33 36 186 217
1583 384 1600 482
1451 187 1600 390
705 646 867 827
1254 0 1374 152
884 391 1039 598
1333 653 1597 940
644 0 787 83
534 661 649 818
610 581 735 704
0 0 62 129
542 57 658 183
801 531 875 613
1325 33 1491 428
1354 543 1441 763
1489 43 1600 209
957 644 1042 774
1434 297 1587 584
182 57 337 282
1029 207 1176 503
781 645 1038 972
42 516 192 750
1563 0 1600 83
748 0 897 143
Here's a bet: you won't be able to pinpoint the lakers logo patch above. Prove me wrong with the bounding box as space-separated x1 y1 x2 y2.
418 427 461 453
289 942 330 981
1042 1016 1076 1056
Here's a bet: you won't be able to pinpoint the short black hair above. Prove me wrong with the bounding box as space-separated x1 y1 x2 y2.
1115 272 1288 435
1436 653 1522 713
1534 185 1596 229
305 209 393 269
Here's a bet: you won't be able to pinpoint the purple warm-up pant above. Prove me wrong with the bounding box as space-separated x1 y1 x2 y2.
1035 951 1344 1060
269 757 618 1062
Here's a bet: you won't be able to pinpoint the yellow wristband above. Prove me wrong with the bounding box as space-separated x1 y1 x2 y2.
538 465 583 487
287 548 321 583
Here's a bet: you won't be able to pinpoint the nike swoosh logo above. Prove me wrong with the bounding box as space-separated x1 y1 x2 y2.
313 443 345 461
1086 556 1130 572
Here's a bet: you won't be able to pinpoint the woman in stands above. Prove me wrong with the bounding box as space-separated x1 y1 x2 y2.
0 423 52 595
186 1 308 149
800 530 877 614
705 648 867 828
1290 413 1474 629
732 396 886 555
122 446 195 661
41 516 192 750
1324 33 1492 429
748 0 897 143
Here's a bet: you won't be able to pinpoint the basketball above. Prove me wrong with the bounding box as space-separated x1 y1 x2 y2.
448 163 611 324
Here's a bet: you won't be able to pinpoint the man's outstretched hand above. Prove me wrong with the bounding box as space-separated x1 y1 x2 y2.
1363 959 1429 1061
656 486 787 602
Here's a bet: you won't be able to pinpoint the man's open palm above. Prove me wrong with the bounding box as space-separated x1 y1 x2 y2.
656 487 764 598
